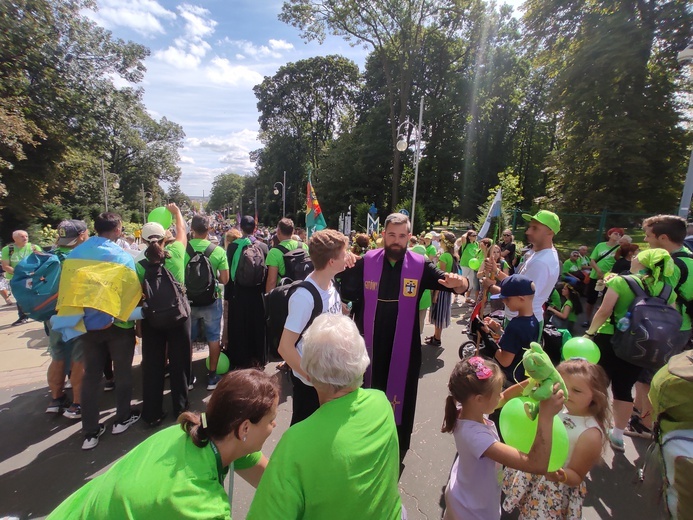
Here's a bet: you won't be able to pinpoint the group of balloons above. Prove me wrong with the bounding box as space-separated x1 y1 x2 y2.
500 335 601 471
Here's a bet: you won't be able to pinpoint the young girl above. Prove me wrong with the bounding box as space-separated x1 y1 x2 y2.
442 357 565 520
547 281 583 334
426 231 456 346
502 359 610 519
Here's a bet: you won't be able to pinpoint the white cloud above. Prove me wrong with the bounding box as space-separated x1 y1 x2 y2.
178 4 217 39
155 46 201 69
85 0 176 36
205 58 263 86
269 39 293 51
187 130 259 153
179 155 195 164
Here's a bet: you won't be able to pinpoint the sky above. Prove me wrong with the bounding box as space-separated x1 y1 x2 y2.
84 0 523 197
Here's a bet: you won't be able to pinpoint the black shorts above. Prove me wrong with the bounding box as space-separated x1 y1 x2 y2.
586 278 600 305
595 333 640 402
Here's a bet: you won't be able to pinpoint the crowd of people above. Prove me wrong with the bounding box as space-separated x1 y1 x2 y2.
2 207 692 519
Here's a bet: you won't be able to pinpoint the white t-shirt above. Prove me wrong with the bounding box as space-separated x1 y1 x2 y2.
284 275 342 385
505 247 560 322
446 418 502 520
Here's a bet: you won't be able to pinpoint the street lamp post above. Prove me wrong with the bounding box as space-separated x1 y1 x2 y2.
677 45 693 218
274 170 286 218
141 184 153 223
100 158 119 212
396 96 425 232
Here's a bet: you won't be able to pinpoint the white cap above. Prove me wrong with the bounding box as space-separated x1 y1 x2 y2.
141 222 166 242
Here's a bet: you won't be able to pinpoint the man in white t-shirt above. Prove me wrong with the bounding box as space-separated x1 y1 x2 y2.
277 229 349 425
483 210 560 331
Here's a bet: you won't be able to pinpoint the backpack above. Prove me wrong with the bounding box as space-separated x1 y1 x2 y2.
139 259 190 330
265 279 322 360
611 275 684 371
185 243 218 307
10 251 64 321
671 250 693 321
638 351 693 518
230 241 266 287
277 242 314 282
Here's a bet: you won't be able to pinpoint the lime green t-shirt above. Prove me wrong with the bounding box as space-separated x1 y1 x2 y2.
247 388 402 520
589 242 618 280
411 245 431 310
1 243 41 280
597 275 677 335
562 258 581 275
425 244 437 259
561 299 576 322
438 251 454 273
135 241 186 284
185 238 229 297
459 241 481 268
266 239 309 280
48 425 261 519
664 246 693 331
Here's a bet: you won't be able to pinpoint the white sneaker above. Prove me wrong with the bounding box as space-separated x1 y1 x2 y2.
82 424 106 450
112 410 141 435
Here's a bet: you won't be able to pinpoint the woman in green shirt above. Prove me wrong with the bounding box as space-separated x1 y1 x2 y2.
49 370 279 520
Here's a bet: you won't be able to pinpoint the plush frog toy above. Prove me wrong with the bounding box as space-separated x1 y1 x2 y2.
521 342 568 420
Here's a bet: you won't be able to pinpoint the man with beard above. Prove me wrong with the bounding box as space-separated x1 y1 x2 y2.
338 213 468 459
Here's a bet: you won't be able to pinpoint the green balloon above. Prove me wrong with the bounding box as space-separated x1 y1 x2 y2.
147 206 173 228
562 336 600 364
499 397 569 472
468 257 481 270
205 352 230 375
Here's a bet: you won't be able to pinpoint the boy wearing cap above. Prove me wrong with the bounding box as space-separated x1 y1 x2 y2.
583 227 623 326
482 275 538 384
46 220 89 419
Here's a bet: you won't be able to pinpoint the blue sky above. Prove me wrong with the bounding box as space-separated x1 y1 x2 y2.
85 0 522 196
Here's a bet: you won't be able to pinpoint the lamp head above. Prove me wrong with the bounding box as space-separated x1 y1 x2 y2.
396 139 408 152
273 188 279 195
113 181 120 189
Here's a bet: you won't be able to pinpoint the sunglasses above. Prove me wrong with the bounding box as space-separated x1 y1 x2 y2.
503 233 511 236
468 234 477 237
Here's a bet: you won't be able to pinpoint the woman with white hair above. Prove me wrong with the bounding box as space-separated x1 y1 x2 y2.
247 314 404 520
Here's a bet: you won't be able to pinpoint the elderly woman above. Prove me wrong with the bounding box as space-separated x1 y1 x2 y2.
49 370 279 519
247 314 403 520
584 248 686 452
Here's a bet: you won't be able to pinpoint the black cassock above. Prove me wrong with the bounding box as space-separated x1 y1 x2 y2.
338 255 456 452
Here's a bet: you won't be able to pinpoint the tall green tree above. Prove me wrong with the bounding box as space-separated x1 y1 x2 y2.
207 172 245 213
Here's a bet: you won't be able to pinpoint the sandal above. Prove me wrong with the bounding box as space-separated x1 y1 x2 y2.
424 336 442 346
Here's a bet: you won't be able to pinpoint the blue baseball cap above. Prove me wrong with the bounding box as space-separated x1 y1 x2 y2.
498 274 535 299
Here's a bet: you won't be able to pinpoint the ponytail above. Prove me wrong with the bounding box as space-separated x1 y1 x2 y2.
441 395 460 433
179 411 210 447
144 239 170 265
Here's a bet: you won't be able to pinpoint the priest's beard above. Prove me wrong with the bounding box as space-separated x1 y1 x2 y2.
384 243 406 262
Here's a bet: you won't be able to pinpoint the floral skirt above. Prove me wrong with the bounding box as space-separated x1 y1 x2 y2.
502 468 586 519
0 275 9 292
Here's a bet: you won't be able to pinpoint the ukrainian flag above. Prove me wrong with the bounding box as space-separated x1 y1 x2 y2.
51 237 142 341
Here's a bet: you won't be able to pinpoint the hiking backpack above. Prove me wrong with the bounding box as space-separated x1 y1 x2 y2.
185 243 218 307
611 275 684 371
229 241 266 287
638 351 693 518
265 279 322 360
277 243 314 282
10 251 64 321
139 259 190 330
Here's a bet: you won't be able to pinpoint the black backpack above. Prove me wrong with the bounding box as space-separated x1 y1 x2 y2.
612 276 685 370
265 279 322 360
185 243 218 307
277 242 314 282
229 241 266 287
671 250 693 320
140 259 190 329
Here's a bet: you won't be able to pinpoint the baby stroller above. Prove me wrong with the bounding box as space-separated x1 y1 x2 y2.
458 296 504 360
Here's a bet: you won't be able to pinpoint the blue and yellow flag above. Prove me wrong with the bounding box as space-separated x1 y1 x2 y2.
306 169 326 238
51 237 142 341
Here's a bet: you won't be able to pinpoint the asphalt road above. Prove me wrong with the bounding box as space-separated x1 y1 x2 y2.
0 302 665 519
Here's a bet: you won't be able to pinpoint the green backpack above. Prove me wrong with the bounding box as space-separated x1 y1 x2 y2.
639 351 693 518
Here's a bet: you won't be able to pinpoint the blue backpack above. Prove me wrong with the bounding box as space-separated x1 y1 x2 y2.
10 251 65 321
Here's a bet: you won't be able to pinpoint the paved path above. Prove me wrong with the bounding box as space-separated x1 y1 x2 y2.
0 302 664 519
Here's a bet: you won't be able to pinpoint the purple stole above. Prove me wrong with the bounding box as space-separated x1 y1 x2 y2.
363 249 425 424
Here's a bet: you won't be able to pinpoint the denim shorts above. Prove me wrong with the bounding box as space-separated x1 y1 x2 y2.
190 298 223 343
47 321 83 363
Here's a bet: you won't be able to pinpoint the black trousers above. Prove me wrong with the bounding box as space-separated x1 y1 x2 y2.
290 372 320 425
141 317 192 423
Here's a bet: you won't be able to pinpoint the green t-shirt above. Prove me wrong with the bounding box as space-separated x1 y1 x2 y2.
589 242 618 280
459 241 481 268
549 288 562 310
48 425 261 519
562 299 576 322
1 243 41 280
135 241 186 284
247 388 402 520
185 238 229 297
665 246 693 331
425 244 437 259
266 239 309 280
562 258 581 275
438 251 454 273
598 275 677 335
411 245 431 310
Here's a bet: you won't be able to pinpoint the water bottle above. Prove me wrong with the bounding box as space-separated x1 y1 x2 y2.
617 312 631 331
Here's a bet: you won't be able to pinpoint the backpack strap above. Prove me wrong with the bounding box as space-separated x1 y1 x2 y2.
597 244 620 262
186 243 196 259
276 244 289 255
288 280 324 334
138 258 149 269
671 251 692 299
622 274 647 298
203 243 217 258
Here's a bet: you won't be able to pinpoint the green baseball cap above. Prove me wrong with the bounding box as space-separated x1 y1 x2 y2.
522 210 560 234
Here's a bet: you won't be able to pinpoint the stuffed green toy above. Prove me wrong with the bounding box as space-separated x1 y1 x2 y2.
521 342 568 420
